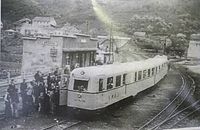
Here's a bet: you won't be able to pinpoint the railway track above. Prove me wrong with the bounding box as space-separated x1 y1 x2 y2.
138 70 198 130
41 120 82 130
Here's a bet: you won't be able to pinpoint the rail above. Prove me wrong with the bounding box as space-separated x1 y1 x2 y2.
138 68 197 130
41 120 82 130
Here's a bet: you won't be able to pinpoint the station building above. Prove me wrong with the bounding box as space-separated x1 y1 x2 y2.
14 17 81 37
22 34 98 75
14 17 57 36
187 34 200 59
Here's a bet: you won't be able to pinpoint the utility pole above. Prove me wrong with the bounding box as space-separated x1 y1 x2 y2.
109 22 113 63
163 37 166 55
86 20 89 34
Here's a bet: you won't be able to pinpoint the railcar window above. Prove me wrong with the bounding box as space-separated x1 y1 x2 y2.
138 71 142 80
99 79 104 91
74 80 88 92
107 77 113 89
116 75 121 87
143 70 147 79
135 72 137 81
152 68 155 75
148 69 151 77
122 74 126 85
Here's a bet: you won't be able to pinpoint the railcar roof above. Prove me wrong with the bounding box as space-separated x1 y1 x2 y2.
72 55 168 77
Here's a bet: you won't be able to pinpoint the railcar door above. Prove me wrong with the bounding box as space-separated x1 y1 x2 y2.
59 71 70 106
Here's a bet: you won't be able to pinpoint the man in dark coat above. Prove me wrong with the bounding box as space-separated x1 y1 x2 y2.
20 79 27 94
20 79 27 115
4 92 12 118
39 73 45 83
34 71 40 84
25 87 34 116
39 82 45 94
7 79 16 95
54 68 59 77
7 79 19 118
38 92 50 114
47 73 51 91
32 82 40 111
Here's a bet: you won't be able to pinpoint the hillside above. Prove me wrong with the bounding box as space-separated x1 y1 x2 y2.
2 0 200 35
1 0 43 29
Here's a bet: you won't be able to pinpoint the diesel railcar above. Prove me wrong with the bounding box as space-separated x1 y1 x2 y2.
67 55 168 110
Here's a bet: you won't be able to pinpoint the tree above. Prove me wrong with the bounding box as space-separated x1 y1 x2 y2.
170 35 188 57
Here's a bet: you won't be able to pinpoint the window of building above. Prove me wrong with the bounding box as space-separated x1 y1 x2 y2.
52 57 57 62
135 72 137 81
107 77 113 89
90 52 95 65
74 80 88 92
81 39 87 43
122 74 126 85
143 70 147 79
99 79 104 91
152 68 155 75
148 69 151 77
138 71 142 80
116 75 121 87
156 67 158 73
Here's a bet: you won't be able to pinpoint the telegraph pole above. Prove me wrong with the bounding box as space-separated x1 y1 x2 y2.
109 22 113 63
86 20 89 34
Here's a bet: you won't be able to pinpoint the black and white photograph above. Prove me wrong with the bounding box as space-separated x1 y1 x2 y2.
1 0 200 129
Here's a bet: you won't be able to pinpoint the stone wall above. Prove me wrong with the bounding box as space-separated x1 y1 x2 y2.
21 36 63 75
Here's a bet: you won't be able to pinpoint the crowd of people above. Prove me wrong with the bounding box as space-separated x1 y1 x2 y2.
4 69 63 119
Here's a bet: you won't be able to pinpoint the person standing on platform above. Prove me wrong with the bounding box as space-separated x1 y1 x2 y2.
32 82 40 111
43 92 50 114
25 86 34 116
39 82 45 94
47 73 51 91
49 90 55 115
38 92 44 114
7 79 16 94
54 68 59 77
38 92 50 114
4 92 12 119
34 71 40 85
7 79 19 118
39 73 45 83
53 88 59 115
20 79 27 115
